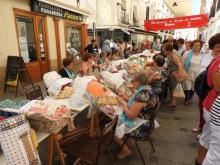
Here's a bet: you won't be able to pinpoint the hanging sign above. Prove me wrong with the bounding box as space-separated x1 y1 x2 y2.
144 14 208 31
30 0 83 22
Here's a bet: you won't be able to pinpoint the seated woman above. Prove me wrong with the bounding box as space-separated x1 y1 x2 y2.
106 52 112 62
112 49 121 61
79 53 93 76
58 57 75 79
148 55 168 95
91 51 99 68
115 70 159 159
97 51 107 65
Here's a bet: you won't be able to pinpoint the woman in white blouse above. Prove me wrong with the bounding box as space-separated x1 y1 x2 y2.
182 39 203 106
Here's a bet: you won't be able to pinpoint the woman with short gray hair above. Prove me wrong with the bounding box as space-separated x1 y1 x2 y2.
102 40 112 53
114 70 159 159
97 51 107 65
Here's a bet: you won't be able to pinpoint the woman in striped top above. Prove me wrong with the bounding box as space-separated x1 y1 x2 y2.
202 94 220 165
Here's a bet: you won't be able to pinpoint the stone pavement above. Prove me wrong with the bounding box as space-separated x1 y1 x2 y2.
0 81 200 165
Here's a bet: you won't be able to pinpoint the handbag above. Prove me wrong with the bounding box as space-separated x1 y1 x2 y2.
172 65 188 82
173 83 185 98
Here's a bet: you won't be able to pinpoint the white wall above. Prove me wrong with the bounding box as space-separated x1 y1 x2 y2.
0 0 30 67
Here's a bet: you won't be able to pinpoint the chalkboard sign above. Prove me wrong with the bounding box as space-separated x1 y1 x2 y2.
4 56 33 97
6 56 21 82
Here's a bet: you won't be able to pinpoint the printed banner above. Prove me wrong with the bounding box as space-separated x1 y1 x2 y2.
144 14 208 31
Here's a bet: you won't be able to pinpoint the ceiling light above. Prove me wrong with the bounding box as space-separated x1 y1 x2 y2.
172 2 178 7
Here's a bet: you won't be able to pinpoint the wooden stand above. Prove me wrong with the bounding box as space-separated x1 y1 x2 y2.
47 134 65 165
4 56 33 97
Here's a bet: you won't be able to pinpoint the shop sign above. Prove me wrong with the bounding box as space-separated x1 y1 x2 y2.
30 0 83 22
144 14 208 31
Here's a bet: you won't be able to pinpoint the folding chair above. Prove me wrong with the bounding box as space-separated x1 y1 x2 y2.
116 103 160 165
63 117 118 165
25 85 43 100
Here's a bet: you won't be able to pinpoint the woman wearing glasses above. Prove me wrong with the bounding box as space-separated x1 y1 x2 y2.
114 70 159 159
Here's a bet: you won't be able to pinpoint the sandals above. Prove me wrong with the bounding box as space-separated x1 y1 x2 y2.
184 101 190 106
188 100 193 104
196 134 201 140
191 128 202 133
118 150 133 159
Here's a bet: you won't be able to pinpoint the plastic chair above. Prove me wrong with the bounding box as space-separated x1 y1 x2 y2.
63 117 118 165
115 103 160 165
25 85 43 100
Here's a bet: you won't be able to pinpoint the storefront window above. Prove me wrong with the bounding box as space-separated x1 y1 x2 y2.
66 24 82 61
16 15 37 63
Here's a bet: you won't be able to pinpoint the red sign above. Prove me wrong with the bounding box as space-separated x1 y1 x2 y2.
144 14 208 31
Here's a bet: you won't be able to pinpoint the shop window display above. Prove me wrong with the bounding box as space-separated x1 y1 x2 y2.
16 16 37 63
66 24 82 61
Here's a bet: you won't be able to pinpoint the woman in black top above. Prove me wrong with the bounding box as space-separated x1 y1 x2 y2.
84 39 98 53
59 58 75 79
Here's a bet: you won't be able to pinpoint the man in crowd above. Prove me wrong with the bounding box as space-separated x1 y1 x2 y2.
177 38 186 56
163 35 178 51
84 39 98 53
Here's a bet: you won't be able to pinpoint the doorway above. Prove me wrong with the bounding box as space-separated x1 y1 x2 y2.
14 10 49 82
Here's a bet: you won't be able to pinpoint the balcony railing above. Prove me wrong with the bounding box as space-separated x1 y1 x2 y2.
120 12 129 24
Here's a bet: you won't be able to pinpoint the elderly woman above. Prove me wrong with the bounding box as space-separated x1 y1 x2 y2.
102 40 112 53
182 39 203 106
58 57 75 79
162 43 183 107
115 70 159 159
79 53 93 76
97 51 107 65
185 41 193 51
112 49 121 61
195 33 220 165
148 55 168 95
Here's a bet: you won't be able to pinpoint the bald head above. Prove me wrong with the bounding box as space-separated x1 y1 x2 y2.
168 35 174 42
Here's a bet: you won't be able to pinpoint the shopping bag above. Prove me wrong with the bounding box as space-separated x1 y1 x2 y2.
173 83 185 98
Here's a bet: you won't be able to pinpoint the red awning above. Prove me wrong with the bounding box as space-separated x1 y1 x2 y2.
144 14 208 31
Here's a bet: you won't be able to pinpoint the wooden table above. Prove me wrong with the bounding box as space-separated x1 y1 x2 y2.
0 98 90 165
43 97 90 165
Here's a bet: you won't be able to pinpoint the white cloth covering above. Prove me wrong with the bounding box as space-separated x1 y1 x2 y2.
43 71 61 88
101 71 125 90
47 78 73 95
73 75 96 96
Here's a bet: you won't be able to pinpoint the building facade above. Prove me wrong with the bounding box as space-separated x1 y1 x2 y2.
200 0 220 44
84 0 174 48
0 0 89 93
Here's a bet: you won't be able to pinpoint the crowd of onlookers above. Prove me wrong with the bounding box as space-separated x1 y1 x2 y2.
61 33 220 165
